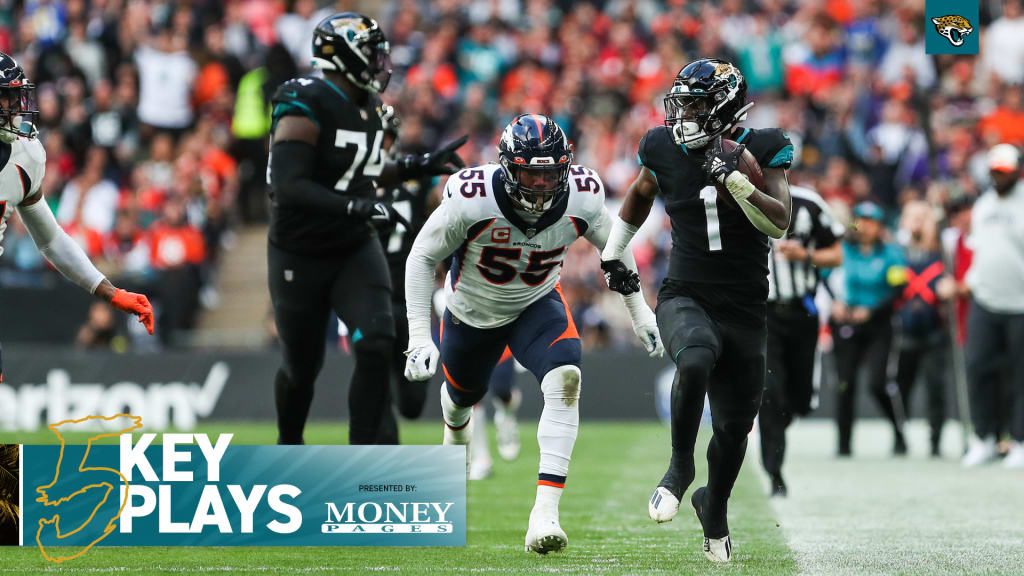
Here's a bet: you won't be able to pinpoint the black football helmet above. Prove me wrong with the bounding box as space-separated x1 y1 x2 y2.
311 13 391 93
497 114 573 215
664 59 753 149
0 53 38 140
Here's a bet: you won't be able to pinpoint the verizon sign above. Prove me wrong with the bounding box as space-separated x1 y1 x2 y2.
0 362 228 431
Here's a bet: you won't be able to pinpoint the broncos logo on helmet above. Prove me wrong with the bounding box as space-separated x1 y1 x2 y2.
497 114 574 215
0 52 38 141
931 15 973 47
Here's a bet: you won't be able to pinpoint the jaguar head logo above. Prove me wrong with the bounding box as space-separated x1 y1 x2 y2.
931 15 973 47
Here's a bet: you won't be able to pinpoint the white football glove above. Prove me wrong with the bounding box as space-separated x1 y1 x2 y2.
628 302 664 358
404 339 440 381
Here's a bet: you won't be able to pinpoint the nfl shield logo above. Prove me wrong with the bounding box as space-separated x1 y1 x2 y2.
526 228 537 239
284 270 294 282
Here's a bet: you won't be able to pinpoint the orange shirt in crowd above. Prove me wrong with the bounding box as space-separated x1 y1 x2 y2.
978 107 1024 145
149 224 206 269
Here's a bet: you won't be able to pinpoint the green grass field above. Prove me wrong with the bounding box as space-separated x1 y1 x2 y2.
5 419 1024 575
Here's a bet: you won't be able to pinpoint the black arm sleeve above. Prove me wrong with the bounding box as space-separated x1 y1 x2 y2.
270 140 354 217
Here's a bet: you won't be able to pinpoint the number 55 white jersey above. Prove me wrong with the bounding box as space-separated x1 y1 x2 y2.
408 163 612 330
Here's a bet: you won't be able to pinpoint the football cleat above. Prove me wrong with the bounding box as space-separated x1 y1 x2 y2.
692 486 732 563
648 486 680 523
525 504 567 555
769 473 787 498
1003 441 1024 469
962 435 997 467
703 535 733 563
494 390 522 462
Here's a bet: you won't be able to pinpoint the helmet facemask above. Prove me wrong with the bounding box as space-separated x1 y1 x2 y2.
501 158 571 215
0 82 38 141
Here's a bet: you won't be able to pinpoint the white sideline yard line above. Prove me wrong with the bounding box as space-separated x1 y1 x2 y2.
757 419 1024 576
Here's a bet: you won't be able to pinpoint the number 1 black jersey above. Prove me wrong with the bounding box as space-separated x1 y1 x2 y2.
268 76 385 256
638 125 794 296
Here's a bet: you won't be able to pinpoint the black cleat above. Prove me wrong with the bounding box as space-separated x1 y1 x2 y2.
691 486 732 562
769 473 787 498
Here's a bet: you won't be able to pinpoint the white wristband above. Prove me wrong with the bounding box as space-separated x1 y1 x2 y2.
725 171 756 201
600 216 639 261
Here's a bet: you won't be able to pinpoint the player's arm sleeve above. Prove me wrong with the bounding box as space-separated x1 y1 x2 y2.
269 139 363 217
405 190 467 343
585 204 648 314
17 197 105 293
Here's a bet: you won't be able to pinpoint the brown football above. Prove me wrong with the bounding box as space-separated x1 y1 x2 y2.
714 139 764 211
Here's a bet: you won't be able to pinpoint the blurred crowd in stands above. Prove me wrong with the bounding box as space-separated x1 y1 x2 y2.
0 0 1021 372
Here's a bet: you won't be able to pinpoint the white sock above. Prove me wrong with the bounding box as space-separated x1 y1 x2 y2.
471 404 490 461
534 483 562 511
440 383 471 429
537 365 581 482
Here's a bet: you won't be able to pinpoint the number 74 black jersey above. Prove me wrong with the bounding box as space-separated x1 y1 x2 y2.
638 125 793 294
267 75 386 256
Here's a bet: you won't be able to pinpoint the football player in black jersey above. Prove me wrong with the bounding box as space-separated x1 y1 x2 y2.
267 13 466 445
600 59 792 562
373 104 438 443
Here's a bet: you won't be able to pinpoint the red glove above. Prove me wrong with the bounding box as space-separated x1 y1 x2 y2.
111 289 155 335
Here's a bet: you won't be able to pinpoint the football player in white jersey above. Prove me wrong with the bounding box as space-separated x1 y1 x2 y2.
403 114 664 554
0 53 153 369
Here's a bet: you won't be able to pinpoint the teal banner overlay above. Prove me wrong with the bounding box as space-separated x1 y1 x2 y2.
925 0 979 55
22 441 465 548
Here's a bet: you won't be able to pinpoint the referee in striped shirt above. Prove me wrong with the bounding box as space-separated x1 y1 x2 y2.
760 185 843 496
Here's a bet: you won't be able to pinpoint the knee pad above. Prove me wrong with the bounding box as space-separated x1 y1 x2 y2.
676 347 715 385
541 365 581 404
353 336 393 364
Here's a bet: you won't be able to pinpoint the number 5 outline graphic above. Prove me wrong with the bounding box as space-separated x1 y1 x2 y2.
35 414 143 563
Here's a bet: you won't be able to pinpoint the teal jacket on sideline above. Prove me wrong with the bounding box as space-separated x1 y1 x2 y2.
841 241 905 310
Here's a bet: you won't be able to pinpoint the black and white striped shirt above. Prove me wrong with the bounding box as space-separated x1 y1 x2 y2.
767 186 844 303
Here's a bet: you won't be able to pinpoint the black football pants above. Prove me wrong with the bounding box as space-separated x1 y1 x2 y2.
375 300 431 444
656 290 766 539
268 238 395 445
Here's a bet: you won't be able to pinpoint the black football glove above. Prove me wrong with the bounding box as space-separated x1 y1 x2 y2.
702 137 746 184
346 198 410 229
399 134 468 179
600 260 641 296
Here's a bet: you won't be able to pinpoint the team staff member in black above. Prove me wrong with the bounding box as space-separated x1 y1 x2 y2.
601 59 791 563
373 105 439 443
760 185 843 497
267 13 466 445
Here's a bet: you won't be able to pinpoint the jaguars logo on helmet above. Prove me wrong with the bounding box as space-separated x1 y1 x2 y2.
664 59 754 149
0 52 38 142
931 15 973 47
311 13 392 93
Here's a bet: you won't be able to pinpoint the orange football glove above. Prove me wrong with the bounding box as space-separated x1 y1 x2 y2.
111 289 155 334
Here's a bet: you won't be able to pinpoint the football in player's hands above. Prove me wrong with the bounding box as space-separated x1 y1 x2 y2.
706 139 765 211
600 259 641 295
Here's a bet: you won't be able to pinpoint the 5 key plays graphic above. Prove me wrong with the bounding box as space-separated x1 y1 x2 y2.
18 414 465 561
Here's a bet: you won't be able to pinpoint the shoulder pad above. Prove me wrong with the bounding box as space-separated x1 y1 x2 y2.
271 77 325 128
741 127 794 170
